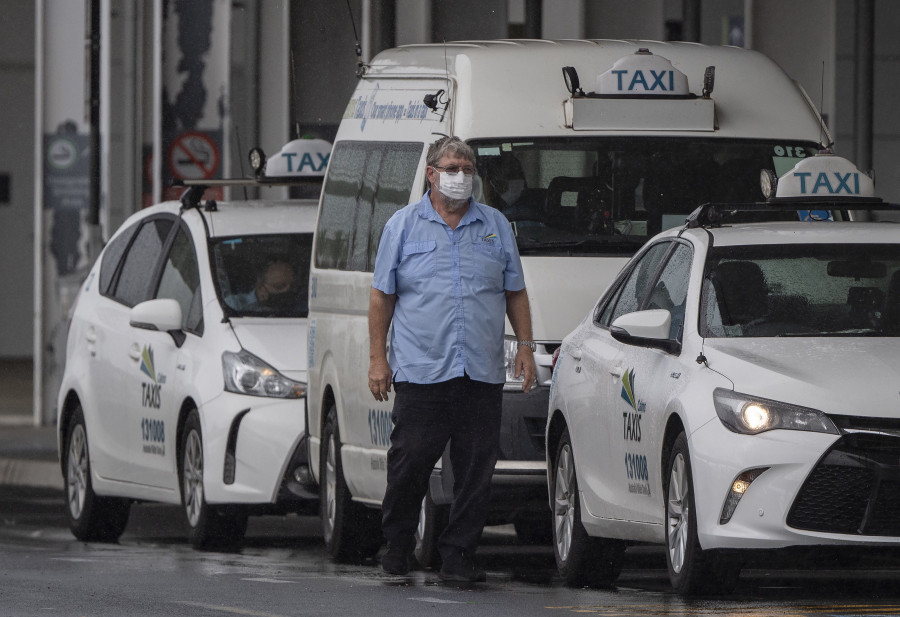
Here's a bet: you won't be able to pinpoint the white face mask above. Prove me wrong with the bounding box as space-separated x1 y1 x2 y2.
438 171 473 201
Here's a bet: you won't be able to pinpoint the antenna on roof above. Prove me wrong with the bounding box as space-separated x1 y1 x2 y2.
345 0 366 77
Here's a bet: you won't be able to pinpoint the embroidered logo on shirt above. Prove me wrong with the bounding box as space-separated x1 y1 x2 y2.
481 233 497 243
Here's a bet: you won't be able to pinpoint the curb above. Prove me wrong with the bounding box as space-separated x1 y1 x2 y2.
0 457 63 491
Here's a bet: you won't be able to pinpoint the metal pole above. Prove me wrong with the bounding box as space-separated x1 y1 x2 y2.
854 0 874 174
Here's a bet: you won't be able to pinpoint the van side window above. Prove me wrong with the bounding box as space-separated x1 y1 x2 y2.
316 141 422 272
109 218 175 307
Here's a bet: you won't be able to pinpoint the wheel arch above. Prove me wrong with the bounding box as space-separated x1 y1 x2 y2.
546 408 568 506
660 412 687 490
58 389 82 477
175 396 200 493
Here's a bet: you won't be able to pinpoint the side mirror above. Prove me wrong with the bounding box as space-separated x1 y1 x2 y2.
130 299 186 346
610 309 681 354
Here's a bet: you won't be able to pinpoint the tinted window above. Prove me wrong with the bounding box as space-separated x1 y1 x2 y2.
156 226 203 333
701 243 900 338
99 222 138 296
600 242 672 326
212 233 313 318
112 218 174 307
470 137 819 257
645 243 692 339
316 141 422 272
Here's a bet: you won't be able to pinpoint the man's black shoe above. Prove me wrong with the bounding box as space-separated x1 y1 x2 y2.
381 543 411 575
439 551 486 583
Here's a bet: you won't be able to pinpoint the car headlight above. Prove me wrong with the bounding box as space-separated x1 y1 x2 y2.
503 335 524 389
222 349 306 399
713 388 838 435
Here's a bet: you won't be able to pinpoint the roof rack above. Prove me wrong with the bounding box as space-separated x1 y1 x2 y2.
174 177 319 210
684 198 900 229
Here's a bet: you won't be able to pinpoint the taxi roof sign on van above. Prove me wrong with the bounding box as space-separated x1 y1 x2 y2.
564 49 716 132
767 153 875 200
595 48 691 97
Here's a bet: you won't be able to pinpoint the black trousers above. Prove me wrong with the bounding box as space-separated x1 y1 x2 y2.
381 374 503 560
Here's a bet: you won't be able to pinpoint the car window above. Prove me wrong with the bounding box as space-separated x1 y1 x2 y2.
315 140 423 272
212 232 313 318
701 243 900 337
645 243 692 339
99 222 138 296
156 225 203 334
598 242 672 326
111 218 175 307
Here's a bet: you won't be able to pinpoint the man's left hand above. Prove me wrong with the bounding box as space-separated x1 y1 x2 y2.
514 346 537 393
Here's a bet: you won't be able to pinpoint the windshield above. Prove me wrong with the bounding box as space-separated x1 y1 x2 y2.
700 244 900 338
211 233 313 318
472 138 819 256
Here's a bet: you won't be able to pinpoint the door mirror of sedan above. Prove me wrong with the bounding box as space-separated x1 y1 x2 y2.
610 309 681 354
130 299 187 347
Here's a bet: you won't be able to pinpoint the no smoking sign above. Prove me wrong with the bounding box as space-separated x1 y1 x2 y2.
167 132 220 180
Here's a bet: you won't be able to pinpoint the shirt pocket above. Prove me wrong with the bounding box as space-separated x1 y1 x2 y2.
398 240 437 280
473 241 505 284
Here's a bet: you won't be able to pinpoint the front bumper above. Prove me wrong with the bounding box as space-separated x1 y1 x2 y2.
201 393 316 506
691 419 900 550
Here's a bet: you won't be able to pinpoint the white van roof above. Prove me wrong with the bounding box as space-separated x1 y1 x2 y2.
363 39 825 143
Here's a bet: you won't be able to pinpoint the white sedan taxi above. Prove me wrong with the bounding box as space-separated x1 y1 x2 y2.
546 156 900 594
57 184 319 550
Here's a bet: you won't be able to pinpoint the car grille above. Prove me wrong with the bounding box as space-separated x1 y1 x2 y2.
787 432 900 536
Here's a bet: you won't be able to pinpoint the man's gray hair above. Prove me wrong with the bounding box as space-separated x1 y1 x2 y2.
426 136 475 168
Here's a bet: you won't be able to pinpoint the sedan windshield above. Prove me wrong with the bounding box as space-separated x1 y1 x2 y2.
211 233 313 318
472 137 818 256
700 244 900 338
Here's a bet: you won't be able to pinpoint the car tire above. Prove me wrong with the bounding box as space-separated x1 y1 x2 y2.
320 405 383 562
180 409 248 551
414 490 448 569
64 406 131 542
665 432 742 595
552 427 625 588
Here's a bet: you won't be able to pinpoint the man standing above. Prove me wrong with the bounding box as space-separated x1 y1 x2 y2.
368 136 537 582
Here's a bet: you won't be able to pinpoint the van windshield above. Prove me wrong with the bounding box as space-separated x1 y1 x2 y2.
211 233 313 318
472 138 819 256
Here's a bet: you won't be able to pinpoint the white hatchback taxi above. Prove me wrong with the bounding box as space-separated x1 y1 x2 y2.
546 156 900 594
57 187 318 549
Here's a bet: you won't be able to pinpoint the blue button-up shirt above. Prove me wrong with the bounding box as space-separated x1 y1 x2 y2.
372 191 526 385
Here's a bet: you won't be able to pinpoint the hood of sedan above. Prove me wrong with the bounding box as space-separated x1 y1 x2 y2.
702 337 900 418
229 318 308 376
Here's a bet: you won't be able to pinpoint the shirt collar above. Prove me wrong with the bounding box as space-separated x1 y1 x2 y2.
419 190 485 227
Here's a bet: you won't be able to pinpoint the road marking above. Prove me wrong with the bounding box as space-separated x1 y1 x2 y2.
176 601 287 617
409 597 465 604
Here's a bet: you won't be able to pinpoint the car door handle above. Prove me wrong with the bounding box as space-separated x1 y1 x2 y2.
609 366 624 378
85 329 97 344
570 347 582 361
129 343 141 361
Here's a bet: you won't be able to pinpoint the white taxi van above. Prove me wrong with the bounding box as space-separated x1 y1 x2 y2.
546 153 900 594
306 39 831 565
56 139 326 549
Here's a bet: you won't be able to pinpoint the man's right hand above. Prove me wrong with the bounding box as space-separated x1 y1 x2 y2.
368 357 392 402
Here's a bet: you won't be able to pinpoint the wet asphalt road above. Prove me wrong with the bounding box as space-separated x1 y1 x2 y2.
2 486 900 617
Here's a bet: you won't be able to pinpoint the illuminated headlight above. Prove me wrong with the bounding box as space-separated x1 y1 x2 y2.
503 335 524 390
713 388 837 435
222 349 306 399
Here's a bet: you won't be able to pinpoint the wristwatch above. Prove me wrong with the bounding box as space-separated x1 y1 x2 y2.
517 340 536 352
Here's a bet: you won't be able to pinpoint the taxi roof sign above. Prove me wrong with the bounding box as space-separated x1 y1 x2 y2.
772 153 875 199
595 48 691 97
262 138 332 179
